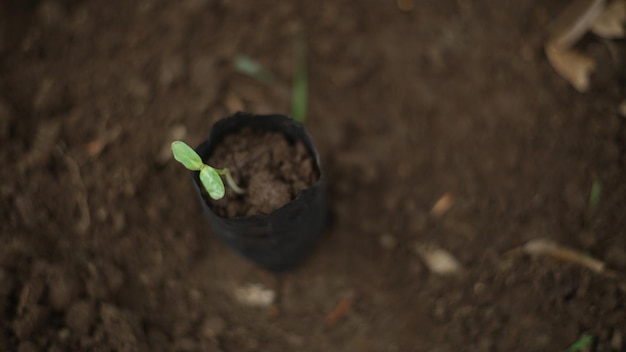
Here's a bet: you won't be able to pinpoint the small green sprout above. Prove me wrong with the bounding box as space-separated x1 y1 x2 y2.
171 141 245 200
588 179 602 212
291 30 308 123
565 334 593 352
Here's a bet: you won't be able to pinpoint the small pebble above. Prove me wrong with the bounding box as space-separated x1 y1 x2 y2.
415 244 462 276
234 283 275 307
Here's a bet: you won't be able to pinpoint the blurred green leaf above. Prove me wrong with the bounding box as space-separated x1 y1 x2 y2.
565 334 593 352
291 31 308 123
589 179 602 211
233 55 275 84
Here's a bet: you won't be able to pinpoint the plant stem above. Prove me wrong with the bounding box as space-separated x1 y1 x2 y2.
215 168 245 195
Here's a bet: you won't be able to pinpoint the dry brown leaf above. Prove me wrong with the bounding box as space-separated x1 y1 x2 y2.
591 0 626 38
431 192 455 217
547 0 606 48
326 299 352 324
545 45 596 91
522 238 605 273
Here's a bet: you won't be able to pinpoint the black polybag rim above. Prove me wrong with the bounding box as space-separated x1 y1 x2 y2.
192 112 325 221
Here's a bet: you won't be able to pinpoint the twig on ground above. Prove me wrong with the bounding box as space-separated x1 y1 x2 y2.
508 238 623 280
430 192 455 217
59 146 91 234
326 297 352 324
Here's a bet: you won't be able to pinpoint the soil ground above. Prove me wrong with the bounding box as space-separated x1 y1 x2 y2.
1 1 625 351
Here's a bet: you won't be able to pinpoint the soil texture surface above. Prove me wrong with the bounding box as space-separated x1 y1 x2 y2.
1 0 626 351
208 127 318 217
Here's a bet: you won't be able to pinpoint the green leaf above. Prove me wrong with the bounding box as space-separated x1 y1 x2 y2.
589 180 602 211
565 335 593 352
171 141 203 171
200 166 225 200
291 31 308 123
233 55 275 85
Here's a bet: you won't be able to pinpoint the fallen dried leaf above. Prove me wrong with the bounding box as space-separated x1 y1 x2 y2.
547 0 606 48
545 45 596 92
416 244 462 275
522 238 605 273
326 299 351 324
591 0 626 38
431 192 455 217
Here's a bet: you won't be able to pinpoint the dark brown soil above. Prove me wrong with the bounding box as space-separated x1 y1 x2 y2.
207 127 318 217
1 0 626 351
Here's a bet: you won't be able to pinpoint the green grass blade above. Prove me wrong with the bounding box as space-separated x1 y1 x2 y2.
233 55 275 84
589 180 602 211
291 31 308 123
565 335 593 352
171 141 203 170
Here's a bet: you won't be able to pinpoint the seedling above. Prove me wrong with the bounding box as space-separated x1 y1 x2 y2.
171 141 245 200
